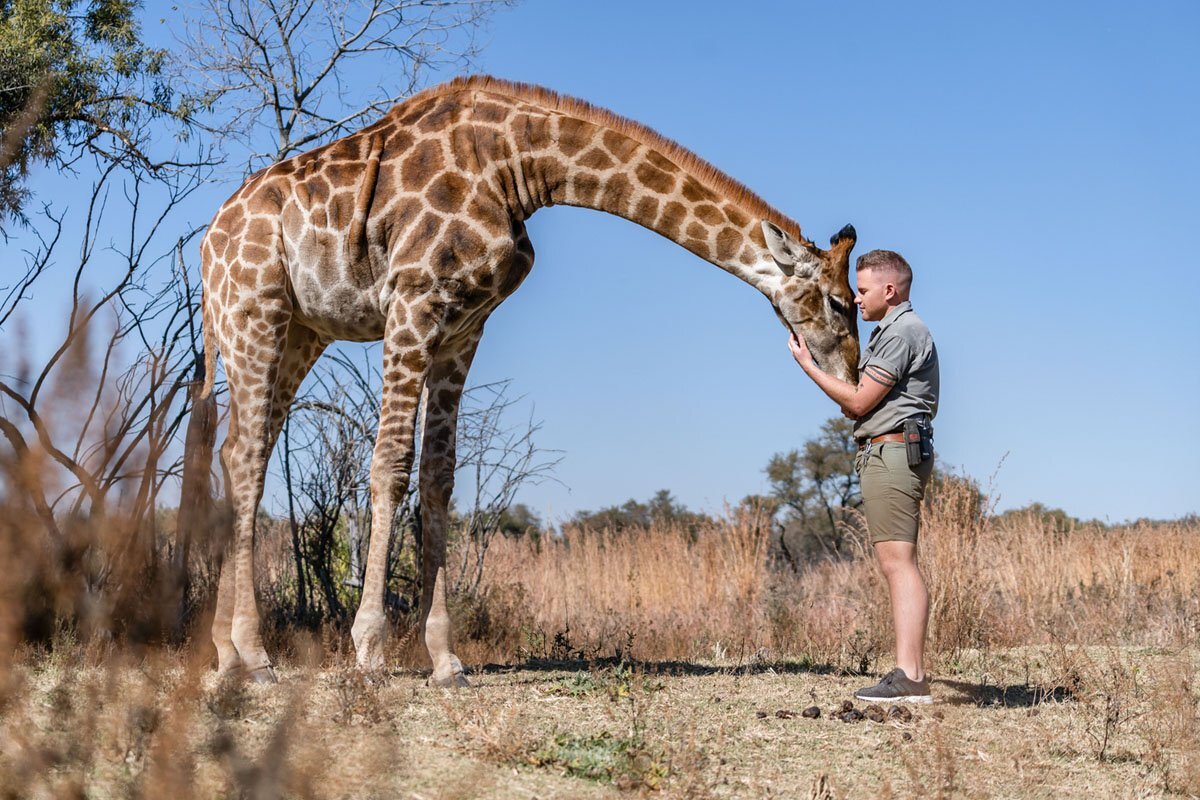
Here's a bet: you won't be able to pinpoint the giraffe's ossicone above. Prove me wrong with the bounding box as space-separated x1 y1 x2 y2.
198 75 859 684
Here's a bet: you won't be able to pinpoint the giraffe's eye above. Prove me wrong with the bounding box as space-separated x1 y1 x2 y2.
828 297 849 316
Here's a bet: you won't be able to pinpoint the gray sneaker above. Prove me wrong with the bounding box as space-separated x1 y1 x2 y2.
854 668 932 704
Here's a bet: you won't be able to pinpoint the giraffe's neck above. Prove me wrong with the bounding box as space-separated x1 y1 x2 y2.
470 95 793 298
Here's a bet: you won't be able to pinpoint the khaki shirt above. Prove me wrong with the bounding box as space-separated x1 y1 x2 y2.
852 301 940 442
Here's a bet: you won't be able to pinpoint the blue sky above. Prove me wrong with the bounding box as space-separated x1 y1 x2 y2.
461 0 1200 522
11 0 1200 523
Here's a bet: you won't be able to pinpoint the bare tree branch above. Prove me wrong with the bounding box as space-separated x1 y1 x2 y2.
175 0 513 169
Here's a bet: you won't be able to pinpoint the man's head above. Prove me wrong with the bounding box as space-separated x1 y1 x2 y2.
854 250 912 323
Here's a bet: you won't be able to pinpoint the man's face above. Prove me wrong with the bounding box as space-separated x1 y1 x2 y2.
854 267 895 322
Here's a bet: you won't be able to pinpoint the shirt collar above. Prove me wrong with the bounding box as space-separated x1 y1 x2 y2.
869 300 913 340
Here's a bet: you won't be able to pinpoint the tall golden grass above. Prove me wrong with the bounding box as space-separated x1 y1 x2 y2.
465 478 1199 671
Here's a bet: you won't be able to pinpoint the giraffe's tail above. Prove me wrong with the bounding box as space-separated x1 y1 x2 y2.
199 289 217 401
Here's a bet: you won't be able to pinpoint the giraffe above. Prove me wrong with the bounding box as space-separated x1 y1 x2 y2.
198 75 860 685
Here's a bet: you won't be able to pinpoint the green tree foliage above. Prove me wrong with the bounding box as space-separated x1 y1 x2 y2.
993 501 1101 533
496 503 543 538
568 489 714 534
0 0 171 227
765 416 861 562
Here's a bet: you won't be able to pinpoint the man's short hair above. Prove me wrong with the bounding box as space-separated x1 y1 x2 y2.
856 249 912 291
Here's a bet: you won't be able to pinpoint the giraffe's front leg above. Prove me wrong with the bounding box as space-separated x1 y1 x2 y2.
351 298 444 672
418 325 486 688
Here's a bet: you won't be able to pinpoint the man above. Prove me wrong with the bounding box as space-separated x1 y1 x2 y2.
788 249 939 704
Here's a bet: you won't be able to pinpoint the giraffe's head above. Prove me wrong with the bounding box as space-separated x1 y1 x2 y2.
761 220 860 383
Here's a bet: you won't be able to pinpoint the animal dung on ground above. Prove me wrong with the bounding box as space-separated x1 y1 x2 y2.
888 704 913 723
755 710 768 719
864 704 886 723
840 700 855 713
775 709 797 719
839 709 864 723
801 705 821 719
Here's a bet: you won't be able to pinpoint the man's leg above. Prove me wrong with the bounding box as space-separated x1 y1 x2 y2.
874 540 928 681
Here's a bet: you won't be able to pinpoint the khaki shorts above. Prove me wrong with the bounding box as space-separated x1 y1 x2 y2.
855 442 934 545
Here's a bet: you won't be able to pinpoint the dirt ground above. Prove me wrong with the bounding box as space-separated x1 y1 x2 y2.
6 646 1198 799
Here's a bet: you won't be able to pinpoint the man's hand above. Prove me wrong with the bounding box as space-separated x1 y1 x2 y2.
789 330 890 419
788 331 815 370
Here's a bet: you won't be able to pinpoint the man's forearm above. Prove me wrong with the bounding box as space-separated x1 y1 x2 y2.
788 332 890 417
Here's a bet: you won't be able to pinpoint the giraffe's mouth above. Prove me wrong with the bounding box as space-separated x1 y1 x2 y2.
776 312 823 370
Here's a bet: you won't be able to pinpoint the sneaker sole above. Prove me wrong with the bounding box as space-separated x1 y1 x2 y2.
853 692 933 704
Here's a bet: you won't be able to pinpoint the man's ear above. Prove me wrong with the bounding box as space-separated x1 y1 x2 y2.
761 220 817 278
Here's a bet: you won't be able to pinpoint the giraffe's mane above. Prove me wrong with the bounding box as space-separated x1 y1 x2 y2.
400 75 812 246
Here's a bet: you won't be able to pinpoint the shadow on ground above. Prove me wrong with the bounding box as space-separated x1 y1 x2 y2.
934 677 1074 708
474 656 848 678
473 659 1077 708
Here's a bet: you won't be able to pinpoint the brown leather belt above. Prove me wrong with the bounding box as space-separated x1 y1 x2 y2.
858 432 905 448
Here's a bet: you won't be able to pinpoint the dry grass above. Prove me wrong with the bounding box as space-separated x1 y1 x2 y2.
2 425 1198 797
468 481 1200 674
1 646 1197 799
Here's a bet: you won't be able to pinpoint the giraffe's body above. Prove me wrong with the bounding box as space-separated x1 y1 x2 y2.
200 76 860 683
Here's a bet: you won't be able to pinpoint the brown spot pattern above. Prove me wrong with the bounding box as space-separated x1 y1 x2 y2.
449 126 478 171
694 203 725 225
715 227 742 261
645 151 679 173
393 212 442 265
599 174 633 216
634 196 660 221
512 113 551 151
659 201 687 238
417 98 463 133
471 102 509 123
602 129 639 162
444 219 486 264
401 140 444 190
557 117 593 157
681 176 714 202
723 204 750 227
635 162 676 194
578 148 615 170
571 173 601 205
427 172 470 213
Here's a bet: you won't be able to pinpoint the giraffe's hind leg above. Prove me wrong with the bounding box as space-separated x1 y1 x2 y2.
212 316 328 681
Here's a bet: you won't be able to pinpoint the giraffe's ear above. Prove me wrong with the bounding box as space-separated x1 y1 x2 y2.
761 220 818 278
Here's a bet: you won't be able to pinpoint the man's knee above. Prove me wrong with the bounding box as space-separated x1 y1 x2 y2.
874 540 918 575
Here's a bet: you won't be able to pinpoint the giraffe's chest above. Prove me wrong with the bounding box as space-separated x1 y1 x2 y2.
287 260 387 342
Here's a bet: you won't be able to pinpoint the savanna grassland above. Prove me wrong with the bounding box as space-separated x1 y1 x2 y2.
2 479 1198 799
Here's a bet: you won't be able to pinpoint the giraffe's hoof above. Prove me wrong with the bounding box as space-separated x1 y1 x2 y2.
429 656 469 688
216 664 242 681
351 613 386 671
215 650 243 678
429 670 470 689
354 649 386 673
246 665 279 685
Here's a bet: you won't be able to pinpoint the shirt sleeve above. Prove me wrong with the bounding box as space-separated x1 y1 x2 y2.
862 331 915 381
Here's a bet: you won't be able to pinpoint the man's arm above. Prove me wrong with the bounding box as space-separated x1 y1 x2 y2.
788 332 894 418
